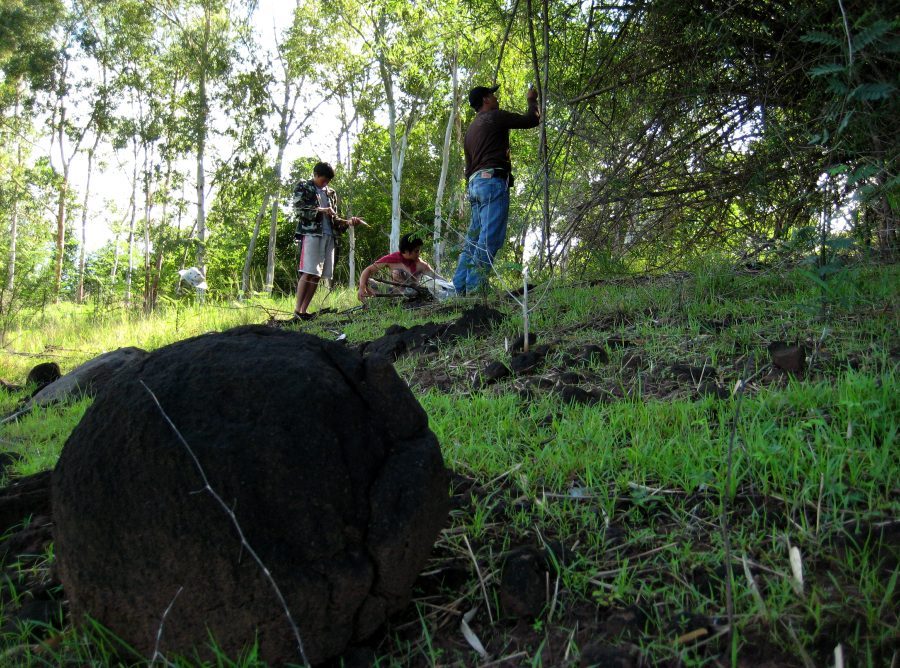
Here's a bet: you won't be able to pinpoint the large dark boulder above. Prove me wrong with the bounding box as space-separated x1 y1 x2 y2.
52 325 449 665
26 347 148 410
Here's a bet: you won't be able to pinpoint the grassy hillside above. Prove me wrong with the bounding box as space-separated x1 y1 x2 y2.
0 262 897 666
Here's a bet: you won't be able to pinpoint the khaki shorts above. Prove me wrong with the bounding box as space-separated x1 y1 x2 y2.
298 234 335 279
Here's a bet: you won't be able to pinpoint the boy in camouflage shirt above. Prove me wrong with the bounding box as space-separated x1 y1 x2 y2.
291 162 362 320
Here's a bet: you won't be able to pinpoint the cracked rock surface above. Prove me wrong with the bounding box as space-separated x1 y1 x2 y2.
52 325 449 665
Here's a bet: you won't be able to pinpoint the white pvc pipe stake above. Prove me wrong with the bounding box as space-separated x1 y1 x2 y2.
523 267 530 353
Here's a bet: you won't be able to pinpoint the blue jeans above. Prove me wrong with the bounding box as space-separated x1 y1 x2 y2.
452 175 510 294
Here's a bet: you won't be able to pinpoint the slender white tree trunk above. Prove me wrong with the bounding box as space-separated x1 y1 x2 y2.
77 142 99 303
142 142 154 312
6 90 22 295
195 9 211 299
111 233 120 282
264 141 287 292
242 194 271 296
125 139 138 306
433 50 458 275
376 17 419 253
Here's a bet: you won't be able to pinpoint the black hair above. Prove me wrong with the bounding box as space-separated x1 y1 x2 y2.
313 162 335 179
399 233 424 253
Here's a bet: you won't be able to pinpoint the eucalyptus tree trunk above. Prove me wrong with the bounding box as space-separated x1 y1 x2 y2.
149 159 174 311
264 128 289 292
337 97 359 287
142 142 155 313
433 49 458 275
77 141 100 303
52 58 69 302
111 233 120 282
52 55 93 301
6 90 22 295
125 138 139 306
376 15 419 253
242 194 271 296
194 8 211 298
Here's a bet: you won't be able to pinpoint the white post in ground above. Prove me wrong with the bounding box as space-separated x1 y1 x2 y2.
522 267 530 353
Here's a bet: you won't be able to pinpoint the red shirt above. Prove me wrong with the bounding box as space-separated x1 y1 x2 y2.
376 252 420 276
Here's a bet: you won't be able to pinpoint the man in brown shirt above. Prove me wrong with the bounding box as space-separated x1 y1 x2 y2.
452 84 540 294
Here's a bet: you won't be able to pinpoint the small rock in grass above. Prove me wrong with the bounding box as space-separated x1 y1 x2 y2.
558 371 582 384
767 342 806 375
509 345 551 374
481 360 510 385
500 547 546 619
558 384 599 406
26 362 61 390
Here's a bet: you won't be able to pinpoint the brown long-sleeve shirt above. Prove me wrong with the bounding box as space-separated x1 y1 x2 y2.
463 100 540 180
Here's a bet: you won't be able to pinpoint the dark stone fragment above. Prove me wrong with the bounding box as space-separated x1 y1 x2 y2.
559 385 599 406
509 345 551 374
500 547 546 619
481 360 510 385
362 306 503 361
26 347 148 412
558 371 582 385
443 305 504 339
526 376 556 390
768 341 806 375
52 326 449 666
26 362 61 390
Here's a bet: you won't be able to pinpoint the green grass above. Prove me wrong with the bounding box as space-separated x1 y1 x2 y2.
0 261 897 666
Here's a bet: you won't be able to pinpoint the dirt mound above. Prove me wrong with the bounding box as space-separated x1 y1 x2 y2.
361 305 504 360
52 325 449 665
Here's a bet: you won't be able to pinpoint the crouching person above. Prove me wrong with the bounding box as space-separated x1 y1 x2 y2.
292 161 362 320
357 234 439 302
